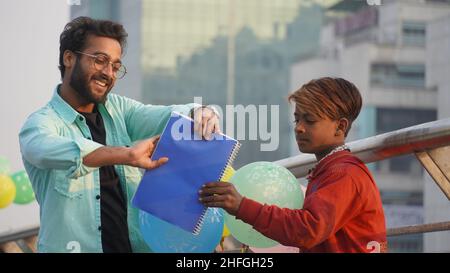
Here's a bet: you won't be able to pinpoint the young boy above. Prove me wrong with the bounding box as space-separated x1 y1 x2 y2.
199 77 387 253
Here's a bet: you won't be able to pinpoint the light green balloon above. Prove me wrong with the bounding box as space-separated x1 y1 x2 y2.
225 162 304 248
11 170 35 205
0 156 10 175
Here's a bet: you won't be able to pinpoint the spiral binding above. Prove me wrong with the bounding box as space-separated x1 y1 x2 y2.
192 141 241 235
193 208 207 235
219 142 241 181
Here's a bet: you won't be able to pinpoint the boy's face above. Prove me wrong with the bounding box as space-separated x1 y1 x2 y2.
293 109 343 155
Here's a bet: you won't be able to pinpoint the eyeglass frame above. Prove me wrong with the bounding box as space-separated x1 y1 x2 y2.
74 51 127 79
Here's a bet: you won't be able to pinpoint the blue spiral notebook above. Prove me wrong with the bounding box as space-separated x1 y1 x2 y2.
132 112 240 234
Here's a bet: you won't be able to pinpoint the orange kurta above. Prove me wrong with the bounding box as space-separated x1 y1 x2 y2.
236 150 387 253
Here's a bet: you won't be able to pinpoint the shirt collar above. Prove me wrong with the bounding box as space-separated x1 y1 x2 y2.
49 84 81 124
49 84 111 123
308 150 352 181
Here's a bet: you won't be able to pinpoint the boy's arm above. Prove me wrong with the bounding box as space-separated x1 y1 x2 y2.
236 166 363 250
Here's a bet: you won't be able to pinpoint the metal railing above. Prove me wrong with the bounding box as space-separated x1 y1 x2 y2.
276 118 450 178
2 118 450 252
275 117 450 238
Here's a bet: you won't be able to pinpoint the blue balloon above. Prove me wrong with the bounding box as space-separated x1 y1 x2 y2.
139 208 224 253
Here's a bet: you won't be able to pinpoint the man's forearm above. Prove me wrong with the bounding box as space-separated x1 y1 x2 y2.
83 146 132 167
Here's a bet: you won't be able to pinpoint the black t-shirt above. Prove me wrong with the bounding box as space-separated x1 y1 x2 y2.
79 106 132 253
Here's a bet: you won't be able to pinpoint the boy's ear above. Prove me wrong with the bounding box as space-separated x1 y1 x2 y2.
335 118 349 136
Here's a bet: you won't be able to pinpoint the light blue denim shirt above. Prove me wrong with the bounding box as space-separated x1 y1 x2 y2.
19 85 196 253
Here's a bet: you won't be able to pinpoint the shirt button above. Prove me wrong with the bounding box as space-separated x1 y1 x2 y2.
98 226 102 231
96 195 100 200
79 116 83 121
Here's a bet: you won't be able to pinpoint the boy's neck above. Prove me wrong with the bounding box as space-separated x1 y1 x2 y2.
315 143 346 162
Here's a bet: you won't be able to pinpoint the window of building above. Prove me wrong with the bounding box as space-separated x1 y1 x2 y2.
402 21 426 47
370 63 425 88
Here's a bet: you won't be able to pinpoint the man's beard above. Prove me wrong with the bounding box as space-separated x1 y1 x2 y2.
70 59 112 104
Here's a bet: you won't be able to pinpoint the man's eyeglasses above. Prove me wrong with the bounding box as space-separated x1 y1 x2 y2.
75 51 127 79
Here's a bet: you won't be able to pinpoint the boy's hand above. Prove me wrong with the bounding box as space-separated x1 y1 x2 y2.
199 182 243 216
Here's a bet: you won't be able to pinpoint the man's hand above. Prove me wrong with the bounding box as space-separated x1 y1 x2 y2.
198 182 243 216
127 135 168 169
192 107 221 140
83 135 168 170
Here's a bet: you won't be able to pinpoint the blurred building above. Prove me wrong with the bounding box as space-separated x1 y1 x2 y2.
69 0 450 252
425 13 450 252
290 0 450 252
71 0 339 167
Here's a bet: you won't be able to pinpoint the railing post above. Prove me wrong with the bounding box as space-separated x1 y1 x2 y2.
0 241 23 253
415 145 450 200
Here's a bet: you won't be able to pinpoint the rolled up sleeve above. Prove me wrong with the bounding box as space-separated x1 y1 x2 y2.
19 115 104 179
67 137 104 178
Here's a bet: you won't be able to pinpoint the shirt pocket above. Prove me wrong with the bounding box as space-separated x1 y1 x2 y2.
122 166 142 197
53 170 85 199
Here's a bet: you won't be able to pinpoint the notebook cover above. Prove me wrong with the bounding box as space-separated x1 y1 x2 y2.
132 112 239 233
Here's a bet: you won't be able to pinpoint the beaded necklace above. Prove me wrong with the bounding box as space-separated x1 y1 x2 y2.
306 144 350 182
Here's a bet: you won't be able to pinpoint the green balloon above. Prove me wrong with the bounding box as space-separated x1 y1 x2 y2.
11 171 35 204
0 156 10 175
225 162 304 248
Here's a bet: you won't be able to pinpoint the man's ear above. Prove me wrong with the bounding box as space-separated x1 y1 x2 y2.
63 50 76 70
335 118 349 136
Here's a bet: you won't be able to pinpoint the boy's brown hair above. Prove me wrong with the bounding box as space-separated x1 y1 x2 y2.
288 77 362 137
